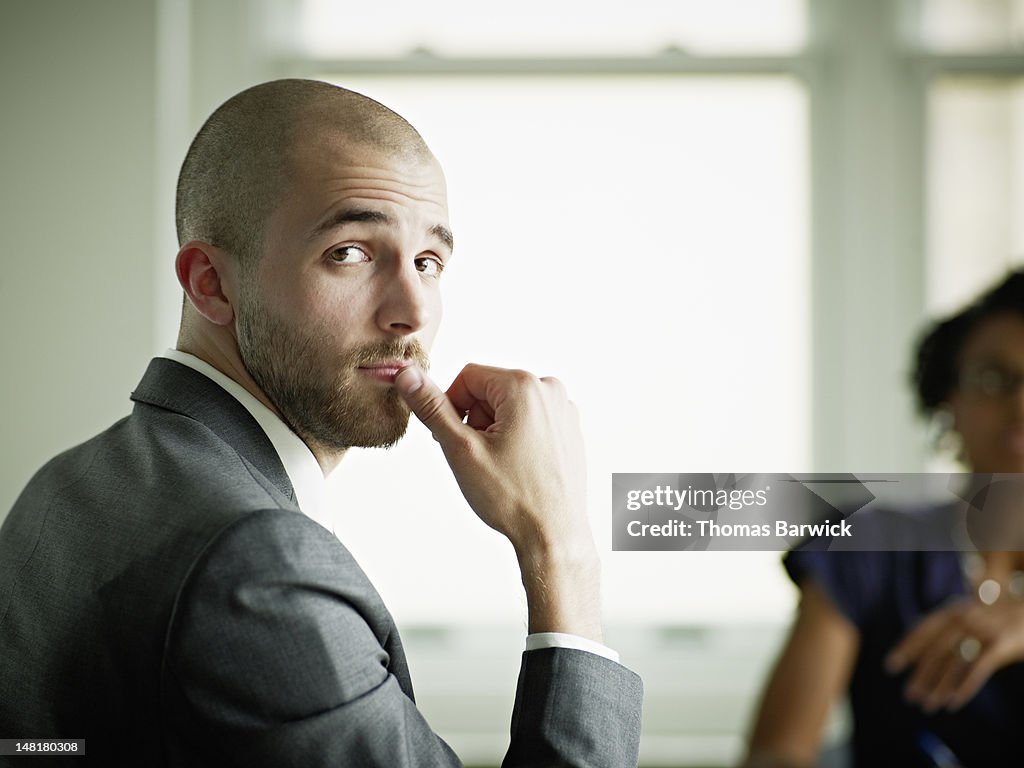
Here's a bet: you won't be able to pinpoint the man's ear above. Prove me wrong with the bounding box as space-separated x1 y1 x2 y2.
175 241 236 326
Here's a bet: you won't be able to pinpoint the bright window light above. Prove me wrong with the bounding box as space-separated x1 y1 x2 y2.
299 0 807 57
919 0 1024 52
928 77 1024 314
323 76 809 625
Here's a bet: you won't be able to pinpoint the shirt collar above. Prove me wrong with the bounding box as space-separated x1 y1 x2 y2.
160 349 332 533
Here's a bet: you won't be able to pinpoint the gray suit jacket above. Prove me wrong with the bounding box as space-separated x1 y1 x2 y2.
0 358 643 766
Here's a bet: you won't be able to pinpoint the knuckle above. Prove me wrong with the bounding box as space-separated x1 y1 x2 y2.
541 376 569 397
510 369 537 387
417 394 448 425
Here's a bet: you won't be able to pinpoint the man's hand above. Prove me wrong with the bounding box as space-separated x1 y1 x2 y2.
395 364 602 642
885 597 1024 712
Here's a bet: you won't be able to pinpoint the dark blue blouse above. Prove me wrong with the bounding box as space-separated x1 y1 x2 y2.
786 530 1024 767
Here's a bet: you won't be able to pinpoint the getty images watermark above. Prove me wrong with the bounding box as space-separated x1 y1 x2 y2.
612 473 1024 551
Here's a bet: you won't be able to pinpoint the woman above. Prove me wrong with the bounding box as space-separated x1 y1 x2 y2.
745 271 1024 767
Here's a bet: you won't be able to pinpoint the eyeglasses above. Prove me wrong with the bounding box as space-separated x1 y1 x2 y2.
959 364 1024 399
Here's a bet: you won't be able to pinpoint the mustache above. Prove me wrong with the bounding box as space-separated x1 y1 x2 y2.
348 338 430 371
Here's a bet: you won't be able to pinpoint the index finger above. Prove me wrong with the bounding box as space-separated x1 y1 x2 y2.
445 363 524 414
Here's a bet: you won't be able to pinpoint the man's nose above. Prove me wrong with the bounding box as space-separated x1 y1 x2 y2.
376 260 430 335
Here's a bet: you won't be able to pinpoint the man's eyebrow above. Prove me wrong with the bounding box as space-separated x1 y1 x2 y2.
307 208 393 241
307 207 454 253
431 224 454 253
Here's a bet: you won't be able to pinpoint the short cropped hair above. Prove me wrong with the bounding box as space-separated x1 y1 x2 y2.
912 269 1024 415
175 79 429 264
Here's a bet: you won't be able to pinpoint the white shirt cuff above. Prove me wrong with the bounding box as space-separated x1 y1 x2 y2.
525 632 620 663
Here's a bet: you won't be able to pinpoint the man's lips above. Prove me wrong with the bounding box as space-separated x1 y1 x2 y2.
357 361 414 384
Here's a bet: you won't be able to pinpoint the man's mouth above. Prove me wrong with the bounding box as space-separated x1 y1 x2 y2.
357 361 412 384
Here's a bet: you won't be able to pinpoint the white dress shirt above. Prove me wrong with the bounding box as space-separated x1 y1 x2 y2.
160 350 618 663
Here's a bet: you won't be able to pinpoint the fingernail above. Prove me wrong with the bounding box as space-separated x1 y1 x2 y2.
394 366 423 396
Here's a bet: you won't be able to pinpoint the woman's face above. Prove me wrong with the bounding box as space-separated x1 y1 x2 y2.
949 312 1024 473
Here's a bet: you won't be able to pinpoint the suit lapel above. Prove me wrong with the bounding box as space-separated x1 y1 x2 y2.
130 358 297 508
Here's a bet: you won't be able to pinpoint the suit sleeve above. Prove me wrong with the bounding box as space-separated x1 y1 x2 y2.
505 648 642 768
162 509 643 768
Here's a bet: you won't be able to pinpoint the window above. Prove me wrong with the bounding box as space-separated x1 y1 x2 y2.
928 77 1024 313
915 0 1024 313
918 0 1024 53
320 75 809 628
287 14 813 752
299 0 806 57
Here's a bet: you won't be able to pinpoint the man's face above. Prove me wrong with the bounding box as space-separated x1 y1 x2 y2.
234 130 451 453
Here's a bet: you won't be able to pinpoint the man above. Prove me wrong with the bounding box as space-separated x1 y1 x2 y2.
0 79 642 765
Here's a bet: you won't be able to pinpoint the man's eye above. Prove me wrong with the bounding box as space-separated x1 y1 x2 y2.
328 245 370 264
415 256 444 277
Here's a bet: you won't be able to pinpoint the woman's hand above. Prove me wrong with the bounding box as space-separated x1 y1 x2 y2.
886 597 1024 712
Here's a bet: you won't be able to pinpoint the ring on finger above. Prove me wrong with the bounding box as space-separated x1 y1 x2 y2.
957 635 982 664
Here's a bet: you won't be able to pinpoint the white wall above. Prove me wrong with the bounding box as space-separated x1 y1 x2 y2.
0 0 283 521
0 0 159 518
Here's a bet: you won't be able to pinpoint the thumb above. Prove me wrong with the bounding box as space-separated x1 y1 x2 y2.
394 366 465 442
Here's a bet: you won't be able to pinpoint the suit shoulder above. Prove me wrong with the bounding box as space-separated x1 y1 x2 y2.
10 404 288 532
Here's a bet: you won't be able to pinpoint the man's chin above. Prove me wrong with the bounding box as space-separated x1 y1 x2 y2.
358 416 411 450
343 402 413 450
276 383 414 452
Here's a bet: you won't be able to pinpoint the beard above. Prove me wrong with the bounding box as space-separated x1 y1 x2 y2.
234 289 430 453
